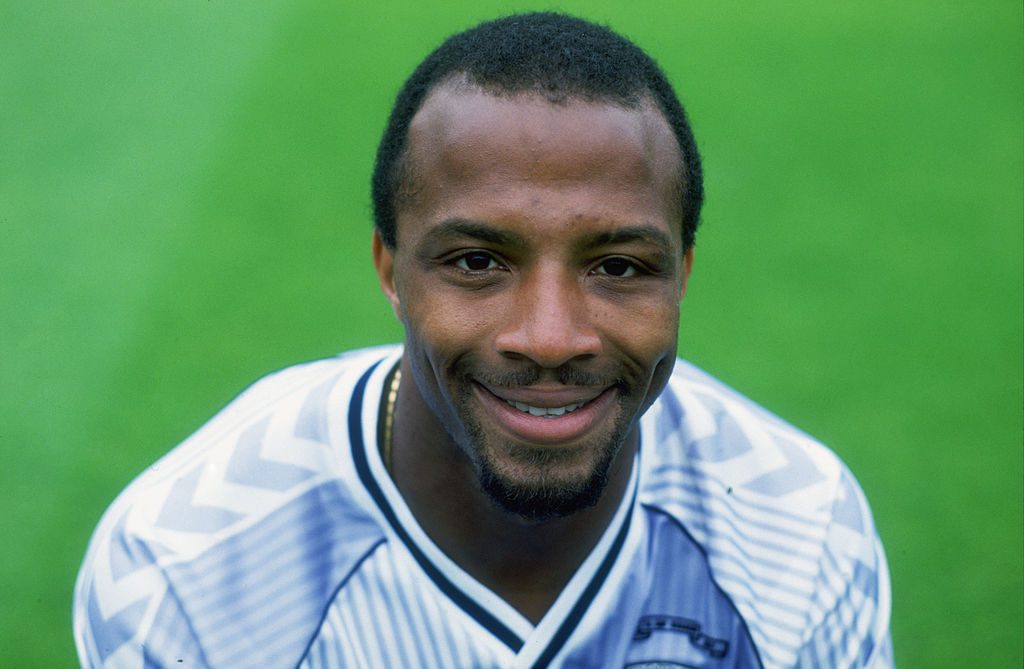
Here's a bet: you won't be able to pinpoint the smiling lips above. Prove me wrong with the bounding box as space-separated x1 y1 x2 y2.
474 383 615 445
504 399 585 418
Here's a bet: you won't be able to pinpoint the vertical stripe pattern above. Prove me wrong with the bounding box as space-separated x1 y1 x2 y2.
302 542 511 669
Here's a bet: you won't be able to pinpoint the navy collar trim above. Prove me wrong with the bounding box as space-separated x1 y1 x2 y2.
348 359 638 661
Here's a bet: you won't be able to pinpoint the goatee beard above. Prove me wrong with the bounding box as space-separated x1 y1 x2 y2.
477 445 614 521
451 362 636 521
463 408 631 522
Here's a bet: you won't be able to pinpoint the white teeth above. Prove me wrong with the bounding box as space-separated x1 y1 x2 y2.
506 400 584 417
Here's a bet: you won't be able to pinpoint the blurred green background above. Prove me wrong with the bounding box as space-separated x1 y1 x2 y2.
2 1 1021 666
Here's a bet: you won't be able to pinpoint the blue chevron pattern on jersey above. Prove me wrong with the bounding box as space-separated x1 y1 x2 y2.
74 345 892 668
224 417 317 491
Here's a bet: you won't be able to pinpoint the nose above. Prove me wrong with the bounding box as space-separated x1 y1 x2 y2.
494 267 602 368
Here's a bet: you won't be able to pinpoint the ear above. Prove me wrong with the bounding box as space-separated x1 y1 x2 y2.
679 247 695 301
372 230 403 321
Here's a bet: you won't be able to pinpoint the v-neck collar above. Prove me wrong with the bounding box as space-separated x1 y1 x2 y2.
346 353 641 666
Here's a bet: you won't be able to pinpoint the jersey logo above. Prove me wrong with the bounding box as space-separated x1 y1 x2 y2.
633 615 729 658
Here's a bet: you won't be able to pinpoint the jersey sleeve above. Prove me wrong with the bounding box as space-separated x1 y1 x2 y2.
795 466 893 668
73 509 212 669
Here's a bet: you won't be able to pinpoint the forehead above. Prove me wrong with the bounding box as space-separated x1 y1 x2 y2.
399 85 682 243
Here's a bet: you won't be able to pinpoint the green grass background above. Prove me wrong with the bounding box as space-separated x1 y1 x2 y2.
2 1 1021 666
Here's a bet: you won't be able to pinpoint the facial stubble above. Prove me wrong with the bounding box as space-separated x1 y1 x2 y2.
455 380 636 522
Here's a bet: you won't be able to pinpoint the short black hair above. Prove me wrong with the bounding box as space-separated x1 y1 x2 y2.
371 12 703 251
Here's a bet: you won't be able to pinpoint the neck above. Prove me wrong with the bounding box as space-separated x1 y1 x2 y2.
386 358 637 624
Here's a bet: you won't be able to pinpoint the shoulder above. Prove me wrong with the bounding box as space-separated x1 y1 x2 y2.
643 358 850 514
73 345 398 668
639 358 892 668
81 345 396 550
645 358 846 499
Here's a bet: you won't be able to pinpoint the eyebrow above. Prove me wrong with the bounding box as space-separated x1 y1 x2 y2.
423 217 674 253
583 225 674 252
423 218 527 249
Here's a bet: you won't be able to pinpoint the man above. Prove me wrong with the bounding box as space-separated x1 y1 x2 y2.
75 13 892 669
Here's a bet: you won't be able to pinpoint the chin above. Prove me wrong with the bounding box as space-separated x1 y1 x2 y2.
469 425 627 522
478 461 609 521
440 359 649 520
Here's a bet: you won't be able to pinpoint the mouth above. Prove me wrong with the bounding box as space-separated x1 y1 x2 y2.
473 382 616 446
503 399 586 418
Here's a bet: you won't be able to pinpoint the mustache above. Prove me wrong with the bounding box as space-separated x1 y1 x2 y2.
469 365 620 388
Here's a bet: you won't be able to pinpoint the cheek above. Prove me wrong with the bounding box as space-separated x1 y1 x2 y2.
599 290 681 357
619 296 681 399
400 293 498 364
399 273 501 342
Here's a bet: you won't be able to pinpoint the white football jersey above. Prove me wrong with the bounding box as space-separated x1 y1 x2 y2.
74 345 892 668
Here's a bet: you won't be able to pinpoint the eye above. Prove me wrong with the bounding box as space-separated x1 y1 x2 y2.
454 251 500 271
594 257 638 278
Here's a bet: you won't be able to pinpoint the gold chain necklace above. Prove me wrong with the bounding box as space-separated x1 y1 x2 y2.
381 366 401 472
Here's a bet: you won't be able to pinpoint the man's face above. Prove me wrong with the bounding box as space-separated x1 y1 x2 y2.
375 86 692 519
